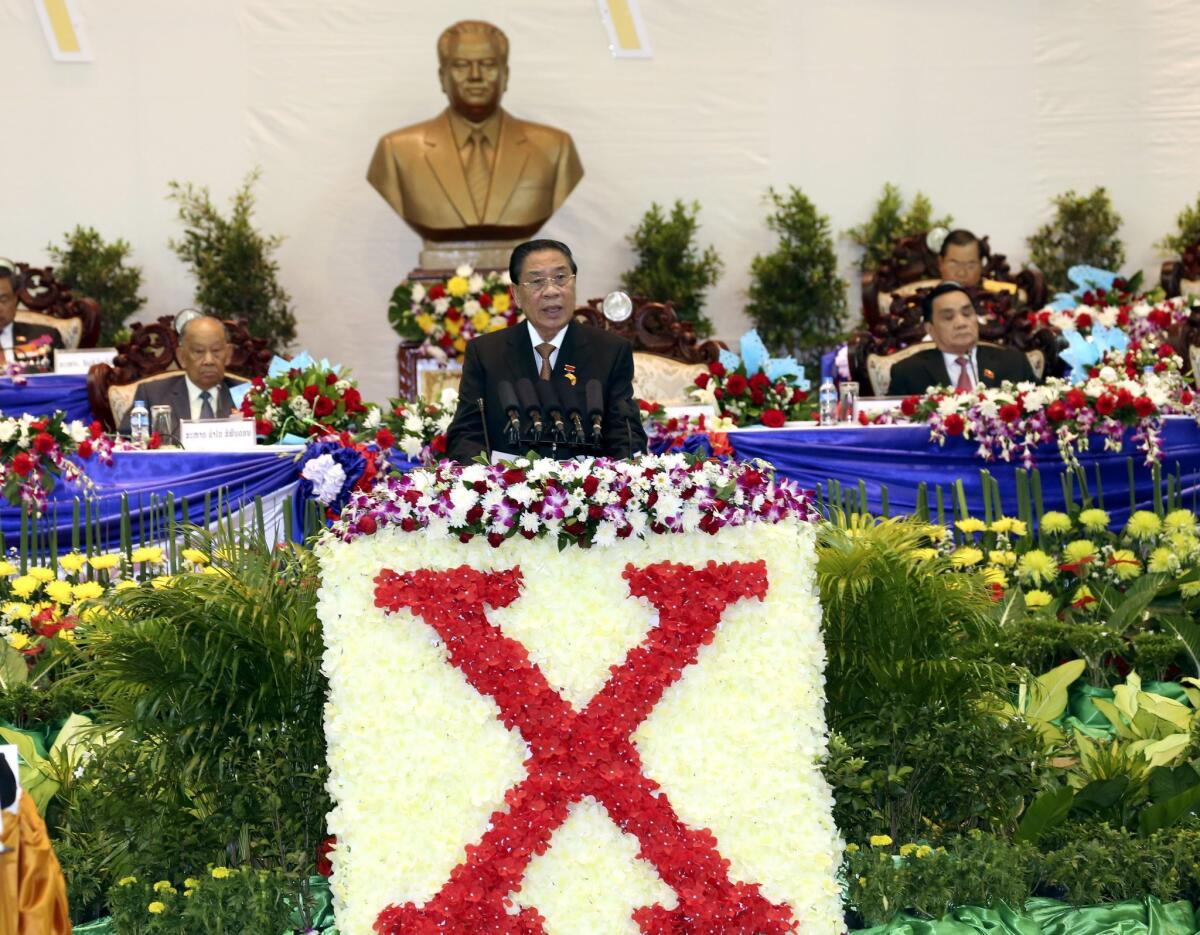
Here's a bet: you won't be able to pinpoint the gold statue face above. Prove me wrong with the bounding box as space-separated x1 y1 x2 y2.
515 248 577 342
439 31 508 123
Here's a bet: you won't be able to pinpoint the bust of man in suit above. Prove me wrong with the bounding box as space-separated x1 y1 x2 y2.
0 262 64 374
119 314 244 436
367 20 584 243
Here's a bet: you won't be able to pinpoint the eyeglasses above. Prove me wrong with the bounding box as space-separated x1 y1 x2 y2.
520 273 575 293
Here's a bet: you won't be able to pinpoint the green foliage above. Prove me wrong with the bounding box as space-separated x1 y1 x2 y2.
845 183 952 273
167 170 296 353
745 186 847 367
46 226 145 346
1038 821 1186 905
1026 187 1125 293
1156 191 1200 256
620 199 722 337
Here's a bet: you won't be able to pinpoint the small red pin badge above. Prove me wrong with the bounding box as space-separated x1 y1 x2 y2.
564 364 577 385
983 368 995 380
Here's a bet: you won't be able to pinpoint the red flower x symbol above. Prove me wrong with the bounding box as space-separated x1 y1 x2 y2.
371 560 797 934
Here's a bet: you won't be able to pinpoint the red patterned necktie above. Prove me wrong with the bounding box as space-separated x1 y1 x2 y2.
954 356 973 394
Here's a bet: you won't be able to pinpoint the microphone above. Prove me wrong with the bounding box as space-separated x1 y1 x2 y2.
515 378 544 441
535 380 567 442
497 381 522 445
616 397 644 457
561 384 586 445
585 379 605 444
477 397 491 460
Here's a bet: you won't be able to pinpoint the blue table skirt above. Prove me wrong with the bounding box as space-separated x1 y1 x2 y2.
720 417 1200 524
0 374 92 423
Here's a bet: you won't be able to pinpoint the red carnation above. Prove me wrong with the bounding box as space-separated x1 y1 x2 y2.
694 372 710 389
1074 312 1092 328
725 373 748 396
708 361 726 377
1133 396 1156 418
791 388 808 403
240 397 254 416
503 468 527 485
1095 394 1117 416
1116 308 1130 327
302 384 320 404
943 413 965 435
1157 343 1176 358
437 333 454 349
1065 388 1087 411
1182 390 1195 406
760 408 786 428
1148 309 1171 329
900 395 919 416
445 308 462 322
255 418 274 436
33 432 56 454
89 420 104 439
750 387 765 406
77 439 93 458
749 372 770 390
1116 388 1134 408
376 427 396 448
326 372 339 385
430 434 447 455
343 388 364 412
270 387 289 405
313 396 335 418
427 284 446 300
30 419 46 431
479 292 493 308
147 432 162 450
998 403 1021 423
1046 401 1068 423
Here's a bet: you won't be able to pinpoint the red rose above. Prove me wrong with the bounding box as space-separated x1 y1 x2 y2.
943 413 965 435
713 388 724 400
33 432 56 454
503 468 527 485
1116 388 1134 408
326 372 339 385
479 291 493 308
251 377 266 389
1148 309 1171 329
1095 394 1117 416
708 361 726 377
1157 343 1176 358
791 388 808 403
749 372 770 390
857 411 869 425
255 418 274 436
1182 390 1195 406
1116 309 1130 327
356 515 377 535
694 372 710 389
725 374 748 396
1074 312 1092 328
342 388 364 412
750 387 765 406
77 439 93 458
445 308 462 322
430 434 447 454
427 284 446 300
147 432 162 450
1046 401 1068 422
302 384 320 404
998 403 1021 423
1154 361 1168 374
900 396 919 416
760 408 786 428
376 427 396 448
270 387 289 405
1065 388 1087 411
240 397 254 416
1133 396 1156 418
30 419 46 431
313 396 335 418
437 333 454 349
89 420 104 439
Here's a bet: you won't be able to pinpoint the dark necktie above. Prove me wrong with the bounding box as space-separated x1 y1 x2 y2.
955 356 973 394
536 343 555 381
199 390 215 419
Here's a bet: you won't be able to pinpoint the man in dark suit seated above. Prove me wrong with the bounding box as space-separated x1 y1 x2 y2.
446 239 648 462
0 261 64 374
889 281 1038 397
119 314 244 435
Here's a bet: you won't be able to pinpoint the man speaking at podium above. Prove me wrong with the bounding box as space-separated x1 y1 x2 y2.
446 240 648 462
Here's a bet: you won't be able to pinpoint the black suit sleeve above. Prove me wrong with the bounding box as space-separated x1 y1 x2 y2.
601 341 648 458
446 340 488 463
887 359 931 397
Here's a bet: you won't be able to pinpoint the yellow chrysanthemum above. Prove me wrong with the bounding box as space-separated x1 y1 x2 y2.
924 524 949 544
915 845 934 859
27 567 55 583
130 546 164 564
5 632 29 650
1017 550 1057 585
3 602 32 621
990 550 1017 567
58 553 87 574
73 581 105 601
1107 548 1142 581
492 292 511 313
0 560 17 577
982 567 1008 587
1168 532 1200 557
118 876 138 887
181 549 210 566
869 834 893 847
114 579 139 591
443 315 461 337
454 336 467 353
210 867 234 880
446 275 470 298
950 547 984 567
908 548 938 562
414 313 435 335
990 517 1028 536
471 310 492 332
45 580 74 605
1040 512 1072 534
1063 539 1098 562
899 843 917 857
147 902 166 915
1125 511 1162 540
153 881 176 894
183 878 200 890
487 317 508 333
955 518 986 535
10 576 39 598
1077 508 1110 532
1071 584 1097 611
1147 547 1177 574
87 554 120 570
844 843 859 854
1164 509 1199 535
1182 581 1200 598
1023 589 1053 609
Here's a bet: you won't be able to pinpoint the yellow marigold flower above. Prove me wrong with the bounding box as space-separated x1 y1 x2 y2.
950 547 984 567
1107 549 1142 581
130 546 164 564
1164 509 1199 535
982 567 1007 587
990 517 1027 536
0 560 17 577
1024 589 1053 609
1147 547 1177 574
915 845 934 859
1063 539 1097 562
183 878 200 890
858 876 868 886
3 602 32 621
118 876 138 887
956 518 986 535
45 580 74 605
869 834 893 847
11 576 39 598
184 889 195 898
908 548 938 562
210 866 234 880
147 901 166 914
1168 532 1200 557
1017 550 1057 585
1040 511 1072 534
73 581 105 601
471 309 492 332
87 554 120 570
492 292 511 313
1125 511 1162 540
6 632 29 650
844 843 859 853
924 524 949 543
1078 508 1110 532
446 275 470 298
26 567 55 583
181 549 210 565
991 550 1017 567
153 880 175 893
58 553 87 574
114 579 139 591
899 843 918 857
414 313 435 335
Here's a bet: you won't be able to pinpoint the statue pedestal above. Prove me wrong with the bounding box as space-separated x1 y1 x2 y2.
417 239 520 275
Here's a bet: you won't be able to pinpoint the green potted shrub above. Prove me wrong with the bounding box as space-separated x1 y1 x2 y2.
47 226 145 346
1026 187 1125 293
845 183 952 273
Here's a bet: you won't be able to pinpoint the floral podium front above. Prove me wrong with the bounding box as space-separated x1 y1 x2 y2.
316 455 842 934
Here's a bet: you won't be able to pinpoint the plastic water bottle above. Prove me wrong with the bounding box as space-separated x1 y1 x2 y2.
129 399 150 448
819 381 838 424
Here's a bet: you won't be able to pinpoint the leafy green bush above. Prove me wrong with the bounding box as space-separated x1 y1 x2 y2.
620 199 722 337
167 170 296 352
46 226 145 346
745 186 847 366
1026 187 1125 293
845 183 952 273
1157 192 1200 256
1038 821 1184 905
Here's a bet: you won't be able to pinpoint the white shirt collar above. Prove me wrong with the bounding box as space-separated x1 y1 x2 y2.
941 346 978 384
526 320 568 350
0 323 12 350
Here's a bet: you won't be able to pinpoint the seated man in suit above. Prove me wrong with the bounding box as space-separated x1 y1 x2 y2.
937 229 1017 296
0 261 64 373
446 239 648 462
119 314 244 435
889 281 1038 397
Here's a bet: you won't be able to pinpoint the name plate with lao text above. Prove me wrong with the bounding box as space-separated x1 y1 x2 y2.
179 417 257 451
53 348 118 375
1 744 17 814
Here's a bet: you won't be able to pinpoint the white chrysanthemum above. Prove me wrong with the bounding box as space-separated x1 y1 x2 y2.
433 296 451 314
411 282 427 302
403 415 424 434
399 435 423 458
289 397 313 420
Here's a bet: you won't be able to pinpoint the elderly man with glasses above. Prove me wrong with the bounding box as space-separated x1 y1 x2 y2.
446 239 648 462
0 261 64 373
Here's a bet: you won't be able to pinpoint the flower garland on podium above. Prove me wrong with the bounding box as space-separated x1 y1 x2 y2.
317 454 843 934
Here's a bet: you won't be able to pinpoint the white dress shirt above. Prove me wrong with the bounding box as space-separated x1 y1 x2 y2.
527 321 568 374
0 323 14 354
941 347 979 390
183 375 222 420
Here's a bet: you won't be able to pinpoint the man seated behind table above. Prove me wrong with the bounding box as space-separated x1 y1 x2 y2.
888 281 1038 397
0 260 64 373
937 228 1017 295
118 314 244 435
446 238 648 462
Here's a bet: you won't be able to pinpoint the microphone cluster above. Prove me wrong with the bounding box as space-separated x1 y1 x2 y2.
498 378 607 451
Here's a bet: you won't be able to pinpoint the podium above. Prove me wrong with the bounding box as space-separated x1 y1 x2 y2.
316 456 843 934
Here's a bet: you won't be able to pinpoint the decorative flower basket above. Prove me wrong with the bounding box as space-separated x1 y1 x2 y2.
388 265 518 364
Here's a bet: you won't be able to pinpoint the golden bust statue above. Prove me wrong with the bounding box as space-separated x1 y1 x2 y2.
367 20 584 251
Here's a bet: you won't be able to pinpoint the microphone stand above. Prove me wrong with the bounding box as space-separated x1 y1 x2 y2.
477 398 490 460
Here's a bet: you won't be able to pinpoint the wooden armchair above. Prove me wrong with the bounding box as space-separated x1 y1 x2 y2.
861 232 1047 328
87 314 272 431
12 262 101 348
848 285 1062 396
1161 241 1200 299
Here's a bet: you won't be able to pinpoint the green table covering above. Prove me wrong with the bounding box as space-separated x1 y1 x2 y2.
854 897 1199 935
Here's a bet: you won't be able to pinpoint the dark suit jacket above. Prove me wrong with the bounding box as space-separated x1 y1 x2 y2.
118 374 242 436
888 344 1039 397
9 321 64 374
446 321 648 463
